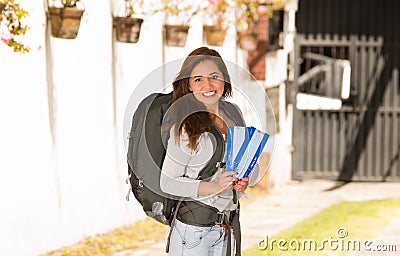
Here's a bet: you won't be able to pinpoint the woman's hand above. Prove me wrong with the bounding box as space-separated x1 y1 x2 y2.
214 171 237 194
198 172 247 196
233 177 249 192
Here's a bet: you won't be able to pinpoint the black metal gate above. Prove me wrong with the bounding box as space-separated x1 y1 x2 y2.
291 0 400 181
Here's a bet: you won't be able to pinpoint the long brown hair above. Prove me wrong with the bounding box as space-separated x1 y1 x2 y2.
172 47 232 150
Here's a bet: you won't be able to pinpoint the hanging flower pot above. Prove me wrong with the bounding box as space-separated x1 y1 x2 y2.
203 25 226 46
238 32 258 51
164 24 189 47
113 16 143 43
49 6 84 39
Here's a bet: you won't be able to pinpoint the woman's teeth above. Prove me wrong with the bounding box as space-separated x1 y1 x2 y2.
202 91 215 97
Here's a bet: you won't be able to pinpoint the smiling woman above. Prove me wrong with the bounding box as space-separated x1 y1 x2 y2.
170 47 234 150
189 60 225 110
159 46 257 256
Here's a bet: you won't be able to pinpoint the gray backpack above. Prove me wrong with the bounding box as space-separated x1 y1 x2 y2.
126 92 244 225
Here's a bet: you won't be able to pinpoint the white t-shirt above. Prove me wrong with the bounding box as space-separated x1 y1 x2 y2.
160 125 258 212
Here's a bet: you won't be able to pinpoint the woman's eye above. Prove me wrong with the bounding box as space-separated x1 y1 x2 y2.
211 75 219 79
194 77 201 82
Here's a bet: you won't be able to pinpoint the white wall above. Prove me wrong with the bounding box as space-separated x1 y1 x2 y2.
0 1 145 255
0 0 295 255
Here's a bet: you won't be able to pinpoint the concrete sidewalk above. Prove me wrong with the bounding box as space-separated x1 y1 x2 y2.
115 180 400 255
241 180 400 255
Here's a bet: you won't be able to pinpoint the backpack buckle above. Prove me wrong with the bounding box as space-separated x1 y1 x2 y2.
215 212 225 225
215 162 226 168
138 179 144 188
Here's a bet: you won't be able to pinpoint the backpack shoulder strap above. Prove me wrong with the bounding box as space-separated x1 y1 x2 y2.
197 100 245 180
197 126 224 180
220 100 246 126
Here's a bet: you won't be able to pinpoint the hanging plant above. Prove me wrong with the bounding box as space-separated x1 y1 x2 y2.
0 0 30 53
113 0 158 43
48 0 85 39
203 0 234 28
202 0 235 46
236 0 285 50
161 0 203 47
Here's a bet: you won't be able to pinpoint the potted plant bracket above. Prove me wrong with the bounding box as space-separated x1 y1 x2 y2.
113 0 145 43
164 24 190 47
114 17 143 43
238 32 258 51
48 1 84 39
201 0 232 47
161 0 201 47
203 25 226 46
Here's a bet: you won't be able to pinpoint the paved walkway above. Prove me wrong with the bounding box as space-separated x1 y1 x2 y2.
241 180 400 255
114 180 400 255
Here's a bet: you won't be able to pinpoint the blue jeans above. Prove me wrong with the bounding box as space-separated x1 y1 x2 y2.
167 219 234 256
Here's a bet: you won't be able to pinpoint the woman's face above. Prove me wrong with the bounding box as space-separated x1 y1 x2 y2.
189 60 225 109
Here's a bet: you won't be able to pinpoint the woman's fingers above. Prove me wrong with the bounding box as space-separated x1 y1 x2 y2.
221 171 237 178
216 172 251 193
233 177 249 192
215 171 237 193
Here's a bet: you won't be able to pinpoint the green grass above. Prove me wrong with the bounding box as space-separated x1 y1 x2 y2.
243 197 400 256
